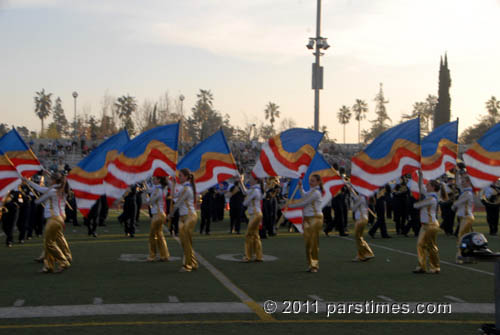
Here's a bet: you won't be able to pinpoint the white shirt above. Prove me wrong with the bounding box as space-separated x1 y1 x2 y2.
28 180 65 219
243 185 262 215
352 195 368 221
173 182 195 216
414 192 438 224
453 188 474 218
288 186 322 217
147 185 165 215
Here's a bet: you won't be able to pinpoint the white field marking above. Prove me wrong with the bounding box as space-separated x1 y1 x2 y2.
336 236 494 276
93 298 103 305
308 295 324 301
168 296 179 303
0 302 252 318
377 296 394 302
173 237 252 302
444 295 466 303
0 233 4 237
0 302 493 318
172 237 272 320
216 254 278 262
13 300 25 307
140 210 150 217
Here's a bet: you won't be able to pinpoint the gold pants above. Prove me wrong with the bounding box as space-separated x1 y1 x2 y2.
43 216 71 271
354 218 374 260
179 212 198 271
149 213 170 260
456 216 474 259
416 221 440 272
244 213 263 261
303 215 323 270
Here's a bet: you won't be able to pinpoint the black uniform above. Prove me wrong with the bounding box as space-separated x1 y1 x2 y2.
369 187 390 238
84 198 101 237
119 187 137 237
200 188 214 234
331 191 347 236
393 183 409 235
16 188 32 243
65 191 79 226
2 192 20 246
402 196 421 237
229 185 244 234
482 186 500 235
98 195 109 227
135 188 143 223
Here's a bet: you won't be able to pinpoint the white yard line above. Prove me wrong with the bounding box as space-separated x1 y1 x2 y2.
173 237 273 320
12 300 25 307
444 295 466 303
308 295 324 301
336 236 494 276
377 296 394 302
93 298 103 305
168 296 179 303
0 301 493 318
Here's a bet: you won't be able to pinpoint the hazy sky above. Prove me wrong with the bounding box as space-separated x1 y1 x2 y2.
1 0 499 143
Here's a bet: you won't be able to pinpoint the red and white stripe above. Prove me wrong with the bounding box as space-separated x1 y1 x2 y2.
463 150 500 190
196 166 238 194
66 176 104 216
0 169 20 203
320 176 345 208
282 208 304 233
252 141 307 179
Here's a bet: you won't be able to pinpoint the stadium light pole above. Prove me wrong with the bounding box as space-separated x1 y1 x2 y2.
72 91 78 155
307 0 330 131
179 94 185 156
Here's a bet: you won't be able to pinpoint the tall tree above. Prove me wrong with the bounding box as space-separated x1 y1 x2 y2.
34 89 52 136
337 105 352 144
352 99 368 144
460 95 499 144
51 97 69 137
434 53 452 129
264 102 280 133
362 83 391 143
186 89 231 142
115 94 137 135
0 124 9 137
401 94 437 136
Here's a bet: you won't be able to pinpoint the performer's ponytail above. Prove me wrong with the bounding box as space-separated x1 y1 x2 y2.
179 168 196 195
312 174 324 194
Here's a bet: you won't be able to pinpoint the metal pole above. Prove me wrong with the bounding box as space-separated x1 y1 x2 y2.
179 94 185 156
314 0 321 132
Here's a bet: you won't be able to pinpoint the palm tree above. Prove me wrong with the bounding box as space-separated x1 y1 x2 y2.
337 105 352 144
264 102 280 131
486 96 500 124
34 89 53 136
115 94 138 128
352 99 368 144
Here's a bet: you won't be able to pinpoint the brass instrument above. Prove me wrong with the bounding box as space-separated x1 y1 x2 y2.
480 186 500 205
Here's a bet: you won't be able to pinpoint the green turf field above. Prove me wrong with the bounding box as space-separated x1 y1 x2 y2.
0 210 497 334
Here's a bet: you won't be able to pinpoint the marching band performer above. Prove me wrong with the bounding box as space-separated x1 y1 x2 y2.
23 173 71 273
452 173 475 264
349 188 375 262
169 168 198 272
146 176 170 262
288 174 324 273
482 181 500 236
412 180 446 274
240 174 264 262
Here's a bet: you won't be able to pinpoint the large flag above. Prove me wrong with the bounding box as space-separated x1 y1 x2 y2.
351 118 421 196
282 178 304 233
407 171 422 200
421 120 458 181
283 153 344 233
104 123 179 205
463 122 500 189
0 129 42 178
252 128 323 179
67 130 130 216
0 149 21 203
302 153 344 208
177 130 238 193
